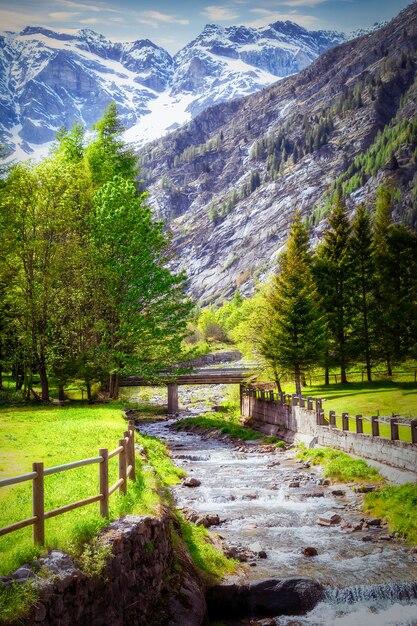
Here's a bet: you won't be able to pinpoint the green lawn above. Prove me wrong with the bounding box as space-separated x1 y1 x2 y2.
281 379 417 423
0 404 184 576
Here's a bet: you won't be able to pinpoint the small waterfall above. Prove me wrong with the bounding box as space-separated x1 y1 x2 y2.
325 581 417 604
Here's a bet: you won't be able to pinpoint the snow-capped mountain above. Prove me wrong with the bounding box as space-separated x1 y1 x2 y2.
0 22 347 160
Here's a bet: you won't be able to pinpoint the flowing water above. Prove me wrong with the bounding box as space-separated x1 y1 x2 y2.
139 411 417 625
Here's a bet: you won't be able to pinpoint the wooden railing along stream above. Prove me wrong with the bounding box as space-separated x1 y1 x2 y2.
0 420 136 546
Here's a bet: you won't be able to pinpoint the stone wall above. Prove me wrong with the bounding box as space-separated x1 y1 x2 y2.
240 387 417 473
317 427 417 472
2 510 207 626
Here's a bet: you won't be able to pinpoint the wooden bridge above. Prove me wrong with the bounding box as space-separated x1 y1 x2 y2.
119 367 257 413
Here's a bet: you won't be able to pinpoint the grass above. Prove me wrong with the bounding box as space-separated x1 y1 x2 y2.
0 401 237 622
364 483 417 545
176 413 263 441
175 513 237 584
296 446 383 484
0 403 184 576
280 379 417 420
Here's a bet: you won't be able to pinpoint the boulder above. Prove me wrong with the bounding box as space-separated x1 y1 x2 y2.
207 577 325 619
182 477 201 488
316 512 341 526
303 547 318 557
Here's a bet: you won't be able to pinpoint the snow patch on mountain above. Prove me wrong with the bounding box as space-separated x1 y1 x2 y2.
0 20 378 160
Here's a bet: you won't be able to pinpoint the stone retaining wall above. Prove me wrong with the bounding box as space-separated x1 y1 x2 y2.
2 510 207 626
241 387 417 473
317 427 417 472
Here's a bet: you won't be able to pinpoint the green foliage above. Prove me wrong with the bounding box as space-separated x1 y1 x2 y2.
85 102 138 185
0 582 39 623
0 404 185 577
176 513 236 583
296 447 382 483
365 483 417 545
0 102 191 400
75 536 113 577
261 213 325 394
176 413 263 441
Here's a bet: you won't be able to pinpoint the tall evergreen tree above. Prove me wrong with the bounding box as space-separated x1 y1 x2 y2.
314 193 353 383
350 204 374 381
85 102 137 185
261 213 325 395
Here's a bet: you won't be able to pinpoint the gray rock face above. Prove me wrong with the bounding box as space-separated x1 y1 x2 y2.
207 577 325 619
140 3 417 304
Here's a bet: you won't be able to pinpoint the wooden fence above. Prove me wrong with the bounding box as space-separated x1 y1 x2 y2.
0 420 136 546
241 386 417 444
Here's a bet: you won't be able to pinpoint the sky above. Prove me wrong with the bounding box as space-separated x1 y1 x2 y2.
0 0 412 53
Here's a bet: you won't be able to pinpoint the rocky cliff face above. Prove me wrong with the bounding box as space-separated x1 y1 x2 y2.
139 3 417 305
1 22 346 159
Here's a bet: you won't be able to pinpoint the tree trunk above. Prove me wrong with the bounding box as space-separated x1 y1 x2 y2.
294 364 301 396
0 368 2 390
324 365 330 386
112 374 119 400
386 356 393 377
38 360 50 402
58 382 65 402
272 364 282 394
86 379 92 403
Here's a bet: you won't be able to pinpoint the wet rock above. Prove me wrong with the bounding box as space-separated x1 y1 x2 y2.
317 478 331 486
316 512 341 526
303 490 325 498
196 513 220 528
362 535 375 542
303 547 318 557
207 577 325 619
379 535 392 541
288 481 300 488
331 489 345 496
354 485 378 493
366 518 382 526
182 477 201 488
258 551 268 559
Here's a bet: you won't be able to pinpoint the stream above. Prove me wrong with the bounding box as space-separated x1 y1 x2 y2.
136 397 417 625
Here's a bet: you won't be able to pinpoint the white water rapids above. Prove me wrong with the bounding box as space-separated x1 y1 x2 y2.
139 411 417 625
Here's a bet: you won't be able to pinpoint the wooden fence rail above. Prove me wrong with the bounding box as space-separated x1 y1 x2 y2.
0 420 136 546
241 386 417 444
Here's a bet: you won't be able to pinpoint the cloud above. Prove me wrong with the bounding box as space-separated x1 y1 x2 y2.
202 5 240 21
137 10 189 28
245 8 318 28
0 9 50 32
56 0 120 14
48 11 80 20
282 0 328 6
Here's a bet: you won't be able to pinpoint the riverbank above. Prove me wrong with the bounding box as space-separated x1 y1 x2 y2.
139 409 417 625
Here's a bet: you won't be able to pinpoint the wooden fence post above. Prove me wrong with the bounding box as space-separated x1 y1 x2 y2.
307 396 313 410
317 410 326 425
371 416 379 437
356 415 363 434
99 448 109 517
299 396 305 408
390 417 399 441
410 419 417 444
119 439 127 495
329 410 336 428
124 429 134 483
32 462 45 546
342 412 349 431
128 421 136 481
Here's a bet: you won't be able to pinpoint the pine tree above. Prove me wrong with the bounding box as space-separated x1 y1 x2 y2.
350 204 374 381
314 193 354 383
261 213 325 395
